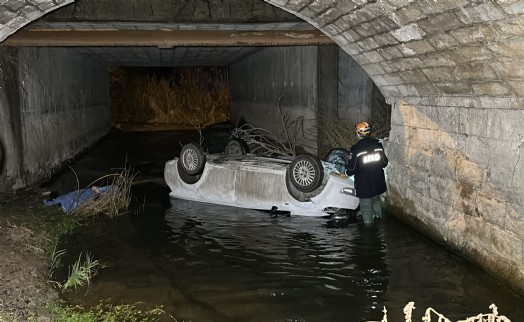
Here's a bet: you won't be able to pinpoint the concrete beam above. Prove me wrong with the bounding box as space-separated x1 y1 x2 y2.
4 29 333 47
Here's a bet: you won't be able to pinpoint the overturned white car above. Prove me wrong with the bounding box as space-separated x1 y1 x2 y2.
164 142 359 217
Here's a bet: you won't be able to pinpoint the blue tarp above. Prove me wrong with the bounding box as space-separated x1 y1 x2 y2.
43 185 114 213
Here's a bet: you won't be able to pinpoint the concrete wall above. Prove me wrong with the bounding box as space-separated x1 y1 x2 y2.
317 47 388 158
230 46 319 155
338 49 373 126
0 47 111 190
229 44 384 159
337 49 390 128
317 45 338 158
0 48 23 190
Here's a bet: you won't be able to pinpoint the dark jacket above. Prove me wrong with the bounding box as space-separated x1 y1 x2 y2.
345 137 388 198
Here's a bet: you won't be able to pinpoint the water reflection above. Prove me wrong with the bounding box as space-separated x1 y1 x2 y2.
62 189 524 322
154 198 390 322
45 130 523 321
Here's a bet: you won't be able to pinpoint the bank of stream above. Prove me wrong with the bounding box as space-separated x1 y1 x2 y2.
1 128 523 321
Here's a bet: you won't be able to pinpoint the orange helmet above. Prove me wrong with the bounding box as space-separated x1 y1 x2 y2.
355 122 371 137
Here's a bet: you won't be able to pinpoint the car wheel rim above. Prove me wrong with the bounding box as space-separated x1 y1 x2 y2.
182 149 198 171
293 160 315 187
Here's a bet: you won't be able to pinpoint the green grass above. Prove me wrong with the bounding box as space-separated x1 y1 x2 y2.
47 301 173 322
0 311 22 322
49 243 67 279
62 252 105 291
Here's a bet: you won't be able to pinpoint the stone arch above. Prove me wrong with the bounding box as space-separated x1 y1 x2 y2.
0 0 73 42
266 0 524 100
2 1 522 99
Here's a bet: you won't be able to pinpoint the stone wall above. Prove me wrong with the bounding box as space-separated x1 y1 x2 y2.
386 96 524 292
0 47 111 190
0 0 73 42
264 0 524 293
39 0 299 23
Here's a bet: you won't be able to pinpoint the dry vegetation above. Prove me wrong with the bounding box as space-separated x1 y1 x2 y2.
232 123 296 157
230 95 310 157
69 167 135 220
110 67 230 127
230 111 391 159
317 112 391 158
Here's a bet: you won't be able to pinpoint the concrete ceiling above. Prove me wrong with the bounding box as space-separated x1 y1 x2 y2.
7 21 332 66
74 46 263 67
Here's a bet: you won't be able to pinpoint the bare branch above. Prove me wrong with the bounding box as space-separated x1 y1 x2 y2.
228 95 318 157
277 95 295 156
231 124 294 158
189 118 204 146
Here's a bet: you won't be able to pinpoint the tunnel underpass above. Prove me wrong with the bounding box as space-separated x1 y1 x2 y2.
1 0 524 309
0 14 390 186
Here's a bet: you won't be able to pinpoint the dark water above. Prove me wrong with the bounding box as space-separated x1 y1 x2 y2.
45 129 524 322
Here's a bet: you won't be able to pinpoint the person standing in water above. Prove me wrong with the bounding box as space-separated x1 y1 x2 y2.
345 122 388 225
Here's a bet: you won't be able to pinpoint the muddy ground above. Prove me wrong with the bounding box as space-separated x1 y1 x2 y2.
0 190 60 321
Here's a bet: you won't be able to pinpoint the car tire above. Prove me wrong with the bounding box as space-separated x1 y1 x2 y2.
324 148 349 166
324 148 349 173
285 174 307 202
179 143 206 176
225 138 248 155
177 159 201 184
286 154 324 193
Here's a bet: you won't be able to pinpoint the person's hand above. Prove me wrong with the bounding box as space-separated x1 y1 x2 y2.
338 173 348 178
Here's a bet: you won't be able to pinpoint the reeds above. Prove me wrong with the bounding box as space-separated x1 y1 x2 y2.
49 243 66 280
70 167 135 220
110 67 230 127
62 252 105 291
